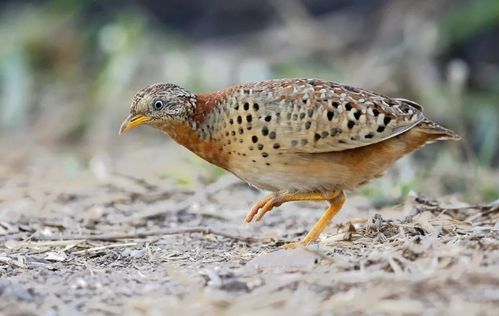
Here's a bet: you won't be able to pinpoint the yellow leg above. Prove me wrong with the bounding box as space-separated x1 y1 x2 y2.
244 191 341 223
284 191 346 249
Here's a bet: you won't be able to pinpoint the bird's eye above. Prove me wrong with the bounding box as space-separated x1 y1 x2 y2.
153 100 164 110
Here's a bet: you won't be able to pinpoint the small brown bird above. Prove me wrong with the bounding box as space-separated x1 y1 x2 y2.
119 78 460 248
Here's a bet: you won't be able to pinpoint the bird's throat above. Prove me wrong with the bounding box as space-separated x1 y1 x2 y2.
157 120 230 170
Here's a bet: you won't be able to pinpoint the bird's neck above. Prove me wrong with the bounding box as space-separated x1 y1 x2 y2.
157 120 229 170
190 91 226 125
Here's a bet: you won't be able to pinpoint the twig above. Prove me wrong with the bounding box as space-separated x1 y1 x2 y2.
0 255 26 268
111 172 159 191
72 242 138 255
32 226 260 243
10 240 84 248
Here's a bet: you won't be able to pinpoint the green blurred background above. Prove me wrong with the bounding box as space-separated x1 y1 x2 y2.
0 0 498 202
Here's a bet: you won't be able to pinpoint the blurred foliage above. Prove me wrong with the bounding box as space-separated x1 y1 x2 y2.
441 0 499 50
0 0 498 201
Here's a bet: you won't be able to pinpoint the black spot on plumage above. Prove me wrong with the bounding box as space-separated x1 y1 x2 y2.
300 112 306 119
231 131 236 136
229 118 234 125
238 127 244 135
321 131 329 138
330 128 341 136
365 133 374 139
264 115 272 122
384 116 392 125
262 127 269 136
307 108 314 118
327 111 334 121
252 136 258 143
305 121 311 129
314 133 321 141
292 114 298 121
353 111 361 120
246 115 252 123
332 102 339 108
377 125 385 133
291 140 298 147
253 103 259 111
262 152 269 158
345 102 353 111
373 109 380 116
257 144 264 150
243 102 250 110
273 143 280 149
347 120 355 129
237 116 242 124
269 131 276 139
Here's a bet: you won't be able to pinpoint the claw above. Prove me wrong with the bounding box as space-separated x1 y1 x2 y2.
255 198 282 221
244 194 283 223
244 195 273 223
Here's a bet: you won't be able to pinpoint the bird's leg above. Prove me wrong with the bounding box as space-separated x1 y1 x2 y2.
284 191 346 249
244 191 341 223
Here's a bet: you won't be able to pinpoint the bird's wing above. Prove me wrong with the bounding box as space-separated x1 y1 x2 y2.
227 78 424 153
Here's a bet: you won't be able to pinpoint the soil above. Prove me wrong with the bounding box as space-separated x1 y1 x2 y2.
1 144 498 316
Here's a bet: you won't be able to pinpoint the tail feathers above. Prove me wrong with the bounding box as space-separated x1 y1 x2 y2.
416 118 461 141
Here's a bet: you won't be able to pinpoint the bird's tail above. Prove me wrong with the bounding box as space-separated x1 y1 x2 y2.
416 118 461 141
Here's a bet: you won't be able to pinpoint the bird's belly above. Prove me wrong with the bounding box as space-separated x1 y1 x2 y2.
226 133 418 193
227 152 367 193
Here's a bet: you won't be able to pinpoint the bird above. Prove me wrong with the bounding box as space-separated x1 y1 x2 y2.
119 78 460 248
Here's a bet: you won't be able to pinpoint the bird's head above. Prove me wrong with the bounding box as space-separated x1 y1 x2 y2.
119 83 196 134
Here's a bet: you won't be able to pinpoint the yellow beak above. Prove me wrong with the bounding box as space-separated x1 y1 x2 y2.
119 114 151 135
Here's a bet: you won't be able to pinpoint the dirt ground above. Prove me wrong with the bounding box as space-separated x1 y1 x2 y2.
1 143 498 316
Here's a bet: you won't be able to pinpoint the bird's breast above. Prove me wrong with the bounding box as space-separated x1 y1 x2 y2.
159 121 231 170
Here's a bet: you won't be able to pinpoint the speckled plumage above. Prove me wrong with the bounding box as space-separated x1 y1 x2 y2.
120 78 460 247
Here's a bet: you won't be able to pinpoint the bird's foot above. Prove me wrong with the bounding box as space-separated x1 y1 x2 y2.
282 235 317 249
282 241 306 249
244 194 283 223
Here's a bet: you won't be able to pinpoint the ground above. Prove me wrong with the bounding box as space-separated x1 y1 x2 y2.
1 143 498 316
